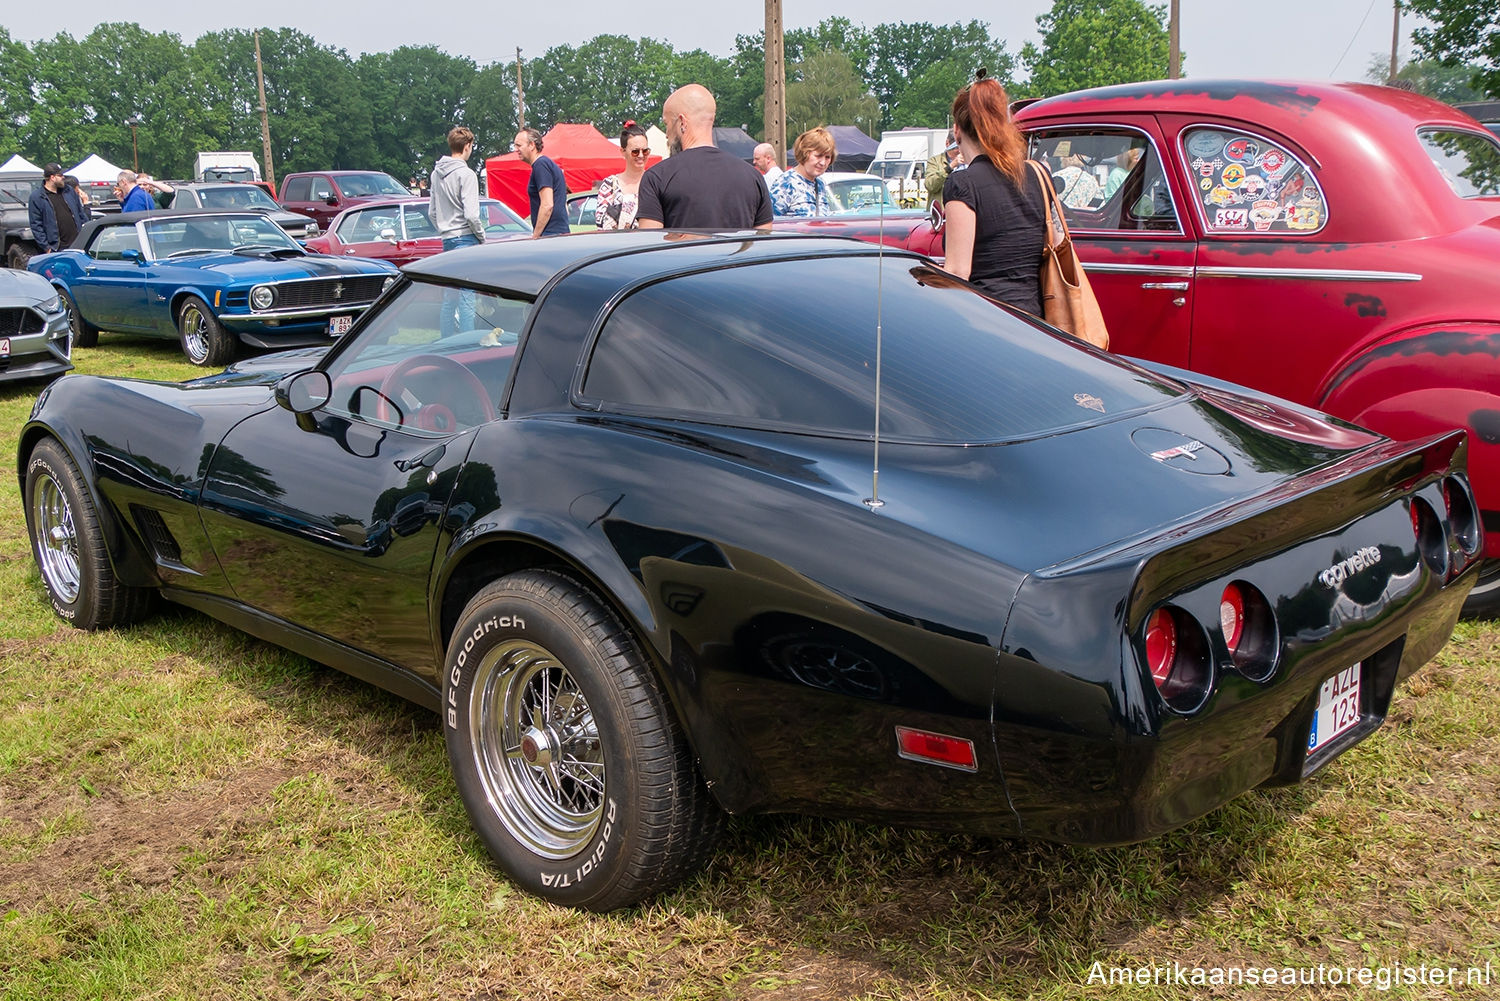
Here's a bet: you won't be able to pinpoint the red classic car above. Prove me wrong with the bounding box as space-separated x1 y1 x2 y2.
793 81 1500 615
303 197 529 266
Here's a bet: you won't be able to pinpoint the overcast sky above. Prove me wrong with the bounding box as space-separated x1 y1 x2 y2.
3 1 1417 82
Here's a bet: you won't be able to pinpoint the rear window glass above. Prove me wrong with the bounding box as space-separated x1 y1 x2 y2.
1418 129 1500 198
1180 127 1326 235
581 255 1181 443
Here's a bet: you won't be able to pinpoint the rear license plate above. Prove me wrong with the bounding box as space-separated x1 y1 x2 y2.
329 315 353 337
0 337 9 357
1307 664 1361 756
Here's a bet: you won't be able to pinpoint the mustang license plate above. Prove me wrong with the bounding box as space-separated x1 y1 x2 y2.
329 315 353 337
1307 664 1361 756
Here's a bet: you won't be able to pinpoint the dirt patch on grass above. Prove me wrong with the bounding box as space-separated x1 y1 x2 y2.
0 764 295 908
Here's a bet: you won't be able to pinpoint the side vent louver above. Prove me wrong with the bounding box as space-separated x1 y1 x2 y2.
131 505 182 564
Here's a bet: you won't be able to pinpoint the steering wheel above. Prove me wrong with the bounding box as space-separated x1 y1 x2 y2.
375 353 496 432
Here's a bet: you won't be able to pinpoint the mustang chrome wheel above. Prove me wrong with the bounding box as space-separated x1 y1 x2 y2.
180 303 210 363
470 638 605 859
30 467 81 603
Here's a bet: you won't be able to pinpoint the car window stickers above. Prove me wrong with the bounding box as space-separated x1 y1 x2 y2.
1184 128 1326 235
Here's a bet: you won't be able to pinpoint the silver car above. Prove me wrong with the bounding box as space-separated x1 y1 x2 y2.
0 267 71 382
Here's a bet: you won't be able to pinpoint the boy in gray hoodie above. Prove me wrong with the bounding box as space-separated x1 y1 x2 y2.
431 126 484 336
432 126 485 249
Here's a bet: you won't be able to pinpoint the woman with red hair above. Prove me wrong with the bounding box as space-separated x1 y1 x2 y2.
941 74 1048 316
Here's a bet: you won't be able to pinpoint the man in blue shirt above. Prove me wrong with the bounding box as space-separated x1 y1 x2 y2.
115 171 155 213
512 129 569 238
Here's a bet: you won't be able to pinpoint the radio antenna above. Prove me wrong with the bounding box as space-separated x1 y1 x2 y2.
863 177 887 511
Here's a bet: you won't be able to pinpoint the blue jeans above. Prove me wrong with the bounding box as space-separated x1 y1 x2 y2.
441 233 480 337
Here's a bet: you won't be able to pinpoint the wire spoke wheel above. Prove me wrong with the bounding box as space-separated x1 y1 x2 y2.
471 638 605 859
30 467 81 604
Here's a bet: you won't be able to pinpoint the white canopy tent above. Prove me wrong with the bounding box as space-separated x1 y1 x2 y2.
1 154 41 173
67 154 125 184
646 125 670 159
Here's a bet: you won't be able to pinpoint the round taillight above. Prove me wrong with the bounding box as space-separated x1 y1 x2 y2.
1411 496 1448 577
1142 605 1213 713
1145 607 1177 686
1442 475 1481 558
1221 581 1278 682
1220 585 1245 651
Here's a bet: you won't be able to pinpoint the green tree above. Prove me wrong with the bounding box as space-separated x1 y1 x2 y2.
1365 54 1483 102
467 62 519 165
871 21 1014 129
0 28 39 156
356 46 477 180
1020 0 1174 99
785 49 881 137
1404 0 1500 98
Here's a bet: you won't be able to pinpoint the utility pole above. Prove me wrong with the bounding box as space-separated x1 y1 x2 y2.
1168 0 1181 79
255 31 276 191
515 47 526 132
764 0 786 164
1389 1 1401 85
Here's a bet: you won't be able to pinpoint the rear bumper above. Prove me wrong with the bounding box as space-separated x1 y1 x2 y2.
1002 559 1473 846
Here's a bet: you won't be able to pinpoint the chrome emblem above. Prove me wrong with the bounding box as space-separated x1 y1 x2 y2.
1319 546 1381 589
333 282 344 300
1074 393 1105 413
1150 440 1205 462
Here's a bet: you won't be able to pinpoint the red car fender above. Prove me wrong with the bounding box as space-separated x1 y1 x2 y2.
1318 321 1500 552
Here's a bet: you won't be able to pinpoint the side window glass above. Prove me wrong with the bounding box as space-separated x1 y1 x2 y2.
336 209 373 242
1026 130 1178 232
403 204 438 238
88 225 143 260
1180 127 1326 235
284 177 310 202
312 178 334 200
321 282 530 434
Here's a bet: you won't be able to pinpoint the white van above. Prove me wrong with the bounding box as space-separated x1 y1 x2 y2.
867 129 948 207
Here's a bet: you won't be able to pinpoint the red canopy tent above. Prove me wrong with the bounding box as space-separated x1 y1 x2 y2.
485 123 660 218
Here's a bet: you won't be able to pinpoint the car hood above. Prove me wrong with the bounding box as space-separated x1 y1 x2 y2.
169 252 392 281
0 266 53 302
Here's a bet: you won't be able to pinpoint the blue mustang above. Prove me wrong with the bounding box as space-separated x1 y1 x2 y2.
28 209 397 366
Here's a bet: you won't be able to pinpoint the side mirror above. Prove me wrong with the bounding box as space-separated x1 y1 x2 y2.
122 248 146 266
325 196 339 206
929 201 945 234
379 228 397 243
275 369 332 415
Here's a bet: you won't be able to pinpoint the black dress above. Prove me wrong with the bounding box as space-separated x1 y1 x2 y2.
942 154 1047 316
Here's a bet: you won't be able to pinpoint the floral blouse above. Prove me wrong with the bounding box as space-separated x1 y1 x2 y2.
768 169 833 217
595 174 640 230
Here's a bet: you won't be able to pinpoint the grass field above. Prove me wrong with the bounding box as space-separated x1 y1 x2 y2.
2 339 1498 1000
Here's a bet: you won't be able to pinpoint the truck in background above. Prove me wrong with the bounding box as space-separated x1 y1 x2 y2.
1 164 44 269
194 152 261 184
866 128 948 208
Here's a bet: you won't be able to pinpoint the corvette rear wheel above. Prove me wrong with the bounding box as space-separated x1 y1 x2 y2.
60 287 98 348
443 569 721 911
177 295 236 367
24 439 151 630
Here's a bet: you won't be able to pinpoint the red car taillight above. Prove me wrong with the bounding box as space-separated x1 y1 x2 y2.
1220 581 1278 682
1143 605 1213 713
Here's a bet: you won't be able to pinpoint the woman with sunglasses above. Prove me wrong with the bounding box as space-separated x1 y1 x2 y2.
596 121 651 230
941 74 1047 316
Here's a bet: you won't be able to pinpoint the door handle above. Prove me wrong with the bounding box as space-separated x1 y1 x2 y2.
1141 282 1190 290
394 443 446 472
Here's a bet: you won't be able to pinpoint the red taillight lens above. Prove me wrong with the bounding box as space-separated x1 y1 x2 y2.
1220 584 1245 652
1145 607 1177 686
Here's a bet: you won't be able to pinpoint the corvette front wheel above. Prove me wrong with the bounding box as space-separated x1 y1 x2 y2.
177 295 236 367
443 569 721 911
24 439 152 630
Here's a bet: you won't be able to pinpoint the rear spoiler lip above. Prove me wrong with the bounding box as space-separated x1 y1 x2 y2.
1035 428 1468 581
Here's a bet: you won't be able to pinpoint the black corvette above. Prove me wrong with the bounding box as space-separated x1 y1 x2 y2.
18 232 1480 910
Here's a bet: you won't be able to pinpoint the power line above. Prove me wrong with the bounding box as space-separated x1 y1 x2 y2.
1330 0 1382 77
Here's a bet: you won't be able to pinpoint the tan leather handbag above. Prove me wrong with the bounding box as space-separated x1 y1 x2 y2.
1028 160 1110 350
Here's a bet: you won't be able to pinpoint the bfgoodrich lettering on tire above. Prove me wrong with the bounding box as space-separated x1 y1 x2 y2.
443 569 721 911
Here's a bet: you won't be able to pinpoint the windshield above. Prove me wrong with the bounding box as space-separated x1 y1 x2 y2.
197 186 280 210
866 161 912 179
483 199 529 233
828 178 896 213
1418 129 1500 198
337 173 411 197
143 215 302 258
0 178 40 205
